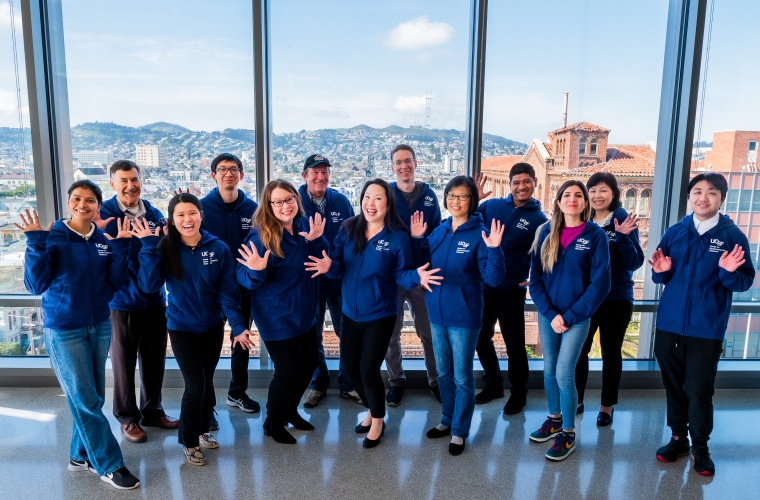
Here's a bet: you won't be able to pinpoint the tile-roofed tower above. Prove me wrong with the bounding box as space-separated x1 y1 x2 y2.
547 122 611 172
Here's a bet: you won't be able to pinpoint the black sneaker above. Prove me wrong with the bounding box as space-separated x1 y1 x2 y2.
475 386 505 404
503 395 527 415
430 385 442 404
68 459 95 473
385 387 405 407
691 445 715 475
100 466 140 490
226 394 261 413
209 410 219 431
656 436 690 463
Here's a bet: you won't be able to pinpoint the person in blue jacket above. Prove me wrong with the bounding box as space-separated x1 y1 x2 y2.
99 160 178 445
528 180 610 462
574 172 644 426
650 173 754 476
236 179 327 445
472 162 548 414
305 179 442 449
385 144 441 407
298 154 360 408
131 193 254 467
413 176 506 456
18 180 140 490
200 153 260 419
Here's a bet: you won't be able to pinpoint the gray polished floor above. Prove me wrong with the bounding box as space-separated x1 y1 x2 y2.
0 387 758 499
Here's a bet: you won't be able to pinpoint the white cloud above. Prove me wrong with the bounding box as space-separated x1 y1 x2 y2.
393 95 427 115
386 16 454 51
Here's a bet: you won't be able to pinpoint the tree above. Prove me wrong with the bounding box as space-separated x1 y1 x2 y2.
0 342 24 356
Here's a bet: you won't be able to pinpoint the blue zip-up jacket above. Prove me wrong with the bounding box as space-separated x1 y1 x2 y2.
653 214 754 340
391 181 441 237
100 196 165 311
529 222 611 326
136 231 246 336
418 214 506 328
23 220 131 329
327 223 421 323
201 187 258 303
298 184 355 295
477 195 548 292
599 206 645 303
236 216 328 342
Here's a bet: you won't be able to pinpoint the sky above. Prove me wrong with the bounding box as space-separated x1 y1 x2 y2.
0 0 759 146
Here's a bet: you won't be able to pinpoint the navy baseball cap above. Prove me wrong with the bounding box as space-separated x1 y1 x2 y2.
303 154 332 171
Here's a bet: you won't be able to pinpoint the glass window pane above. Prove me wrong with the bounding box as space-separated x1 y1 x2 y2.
0 306 44 356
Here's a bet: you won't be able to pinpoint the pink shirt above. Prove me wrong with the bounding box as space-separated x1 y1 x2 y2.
560 222 587 250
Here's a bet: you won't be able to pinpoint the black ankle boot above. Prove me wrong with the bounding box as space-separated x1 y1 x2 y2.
286 412 314 431
263 417 296 444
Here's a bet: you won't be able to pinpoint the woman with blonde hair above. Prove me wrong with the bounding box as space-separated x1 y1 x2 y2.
527 180 610 461
237 179 327 444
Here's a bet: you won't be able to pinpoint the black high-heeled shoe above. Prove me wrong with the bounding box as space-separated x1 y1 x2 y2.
354 422 371 434
597 407 614 427
362 422 386 448
263 417 296 444
286 412 314 431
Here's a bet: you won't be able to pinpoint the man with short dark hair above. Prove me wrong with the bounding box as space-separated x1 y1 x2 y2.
385 144 441 406
100 160 178 443
473 163 548 414
298 154 361 408
200 153 260 421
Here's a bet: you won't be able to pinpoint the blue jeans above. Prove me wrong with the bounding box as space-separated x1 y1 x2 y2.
431 323 480 438
311 291 352 393
537 314 591 431
46 321 125 475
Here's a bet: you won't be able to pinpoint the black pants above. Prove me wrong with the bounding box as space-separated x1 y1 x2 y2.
110 307 168 425
169 323 224 447
654 329 723 447
263 325 319 423
575 300 633 406
475 288 528 397
341 314 397 418
227 297 253 399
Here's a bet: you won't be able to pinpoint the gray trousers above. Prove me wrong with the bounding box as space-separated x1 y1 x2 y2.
384 286 437 387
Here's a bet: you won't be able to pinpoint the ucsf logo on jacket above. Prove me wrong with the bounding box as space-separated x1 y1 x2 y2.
200 187 258 257
529 222 611 326
601 206 645 302
391 181 441 238
476 194 547 292
100 196 166 312
652 214 754 340
23 220 131 329
419 213 506 329
298 184 355 294
136 231 247 336
236 216 328 342
327 224 420 322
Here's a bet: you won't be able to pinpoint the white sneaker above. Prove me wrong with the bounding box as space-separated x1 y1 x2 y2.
183 446 207 466
67 459 95 473
303 390 326 408
199 433 219 449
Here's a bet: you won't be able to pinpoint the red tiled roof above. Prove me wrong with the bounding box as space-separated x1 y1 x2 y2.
481 155 523 172
543 142 553 156
560 144 655 177
550 121 611 135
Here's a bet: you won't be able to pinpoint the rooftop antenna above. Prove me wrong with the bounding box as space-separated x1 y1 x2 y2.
562 92 569 128
425 91 432 128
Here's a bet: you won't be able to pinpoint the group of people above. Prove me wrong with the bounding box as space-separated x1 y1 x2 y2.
19 144 753 490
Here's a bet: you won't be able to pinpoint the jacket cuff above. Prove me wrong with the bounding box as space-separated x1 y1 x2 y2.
140 235 160 249
24 230 49 244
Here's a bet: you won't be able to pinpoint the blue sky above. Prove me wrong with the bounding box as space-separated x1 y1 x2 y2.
0 0 758 146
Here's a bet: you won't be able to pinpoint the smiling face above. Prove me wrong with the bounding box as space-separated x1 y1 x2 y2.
270 187 298 226
110 168 141 208
588 182 614 212
446 185 471 219
688 180 723 219
510 173 536 204
211 159 243 191
558 185 588 217
391 149 416 182
362 183 388 224
171 202 202 239
301 165 330 199
68 188 100 223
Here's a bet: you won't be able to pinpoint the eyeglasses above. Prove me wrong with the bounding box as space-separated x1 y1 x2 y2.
215 167 241 175
393 158 415 167
446 194 471 201
270 195 297 208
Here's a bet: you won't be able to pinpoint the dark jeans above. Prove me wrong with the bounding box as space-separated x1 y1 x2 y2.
263 326 319 423
311 290 353 393
228 297 253 399
110 307 168 425
475 288 528 397
341 314 397 419
169 323 224 448
654 329 723 447
575 300 633 406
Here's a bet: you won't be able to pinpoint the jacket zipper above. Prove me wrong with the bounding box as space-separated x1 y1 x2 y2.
439 230 455 318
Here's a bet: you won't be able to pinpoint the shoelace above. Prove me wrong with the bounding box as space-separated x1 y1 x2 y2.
552 432 574 450
693 447 710 459
540 418 560 433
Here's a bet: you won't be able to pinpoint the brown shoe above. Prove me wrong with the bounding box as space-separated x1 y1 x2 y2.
121 422 147 443
141 414 179 430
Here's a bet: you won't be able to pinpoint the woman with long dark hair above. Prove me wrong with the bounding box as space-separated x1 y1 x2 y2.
19 180 139 489
236 179 327 445
131 193 254 466
574 173 644 426
528 180 610 461
306 179 442 448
